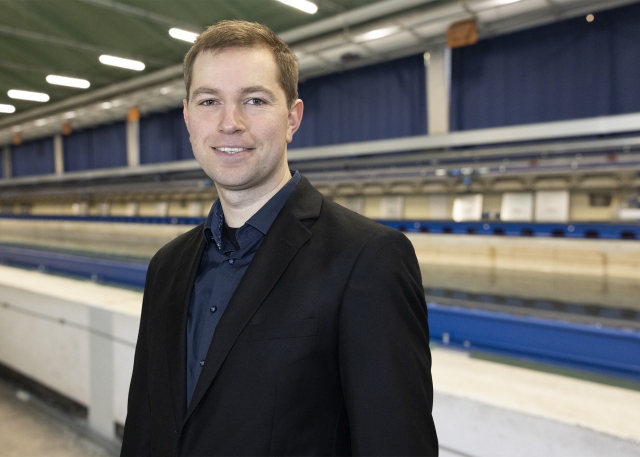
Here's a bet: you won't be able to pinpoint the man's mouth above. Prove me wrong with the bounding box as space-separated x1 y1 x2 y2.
215 147 249 155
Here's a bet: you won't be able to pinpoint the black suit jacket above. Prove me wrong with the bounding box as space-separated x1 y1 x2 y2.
121 177 438 456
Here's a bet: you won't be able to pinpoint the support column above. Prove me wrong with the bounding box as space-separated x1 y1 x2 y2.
2 145 11 179
53 134 64 175
126 107 140 167
89 307 115 440
426 45 451 135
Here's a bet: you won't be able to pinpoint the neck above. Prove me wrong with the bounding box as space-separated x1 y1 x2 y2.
216 169 292 227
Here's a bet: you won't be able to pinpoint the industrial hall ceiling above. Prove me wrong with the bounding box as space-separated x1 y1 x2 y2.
0 0 637 138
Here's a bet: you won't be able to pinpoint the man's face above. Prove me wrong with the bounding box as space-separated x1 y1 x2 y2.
183 47 302 196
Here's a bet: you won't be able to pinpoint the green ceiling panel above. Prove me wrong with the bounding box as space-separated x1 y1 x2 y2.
0 0 389 118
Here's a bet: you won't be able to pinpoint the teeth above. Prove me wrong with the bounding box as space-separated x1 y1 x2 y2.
217 147 246 154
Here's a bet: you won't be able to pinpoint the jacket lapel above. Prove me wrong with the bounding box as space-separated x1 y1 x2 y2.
183 178 322 425
165 227 205 430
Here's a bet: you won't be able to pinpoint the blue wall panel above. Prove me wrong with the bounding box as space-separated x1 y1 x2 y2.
64 122 127 172
290 54 427 148
11 138 55 177
450 2 640 130
139 108 193 164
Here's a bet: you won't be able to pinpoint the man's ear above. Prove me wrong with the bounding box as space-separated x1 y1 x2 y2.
286 99 304 143
182 99 190 134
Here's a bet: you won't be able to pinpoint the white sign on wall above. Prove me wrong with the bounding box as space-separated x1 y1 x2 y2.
342 197 364 215
452 194 483 221
501 192 534 221
380 196 404 219
188 201 204 217
535 190 570 222
429 194 448 220
125 202 139 217
155 201 169 217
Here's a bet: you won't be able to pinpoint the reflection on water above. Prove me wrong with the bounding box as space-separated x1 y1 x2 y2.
421 264 640 330
420 264 640 311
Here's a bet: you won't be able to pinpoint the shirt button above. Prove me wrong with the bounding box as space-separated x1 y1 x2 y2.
228 259 234 265
199 360 205 367
210 306 217 313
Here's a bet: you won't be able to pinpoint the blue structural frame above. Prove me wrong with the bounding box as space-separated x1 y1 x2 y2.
1 214 638 240
1 243 638 382
0 245 147 288
428 303 640 382
0 213 206 226
381 219 640 240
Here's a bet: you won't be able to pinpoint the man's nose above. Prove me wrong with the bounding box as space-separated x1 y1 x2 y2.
218 104 245 134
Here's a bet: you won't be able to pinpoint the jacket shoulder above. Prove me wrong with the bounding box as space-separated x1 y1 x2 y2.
320 198 399 239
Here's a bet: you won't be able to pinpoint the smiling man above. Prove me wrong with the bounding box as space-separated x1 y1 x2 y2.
121 20 438 456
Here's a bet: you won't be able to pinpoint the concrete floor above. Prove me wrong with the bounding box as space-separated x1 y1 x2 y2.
0 379 117 457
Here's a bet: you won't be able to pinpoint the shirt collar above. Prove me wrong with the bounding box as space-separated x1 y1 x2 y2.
203 170 301 249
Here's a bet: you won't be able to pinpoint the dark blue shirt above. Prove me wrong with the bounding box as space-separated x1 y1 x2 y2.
186 171 301 406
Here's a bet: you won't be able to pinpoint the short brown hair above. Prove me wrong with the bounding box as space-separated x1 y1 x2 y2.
183 20 299 108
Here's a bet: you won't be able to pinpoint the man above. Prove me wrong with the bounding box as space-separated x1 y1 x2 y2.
121 20 438 456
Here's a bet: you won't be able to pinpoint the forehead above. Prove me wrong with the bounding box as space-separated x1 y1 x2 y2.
191 47 279 86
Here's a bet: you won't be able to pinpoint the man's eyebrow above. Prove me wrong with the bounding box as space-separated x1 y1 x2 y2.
240 86 276 98
190 87 219 100
190 85 277 101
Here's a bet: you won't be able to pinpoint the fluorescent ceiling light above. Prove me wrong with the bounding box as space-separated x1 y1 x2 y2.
484 0 521 6
46 75 90 89
470 0 520 9
0 104 16 113
8 89 50 102
169 28 199 43
276 0 318 14
99 55 145 71
354 26 400 43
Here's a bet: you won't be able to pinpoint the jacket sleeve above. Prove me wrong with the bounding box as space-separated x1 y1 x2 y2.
339 229 439 456
120 254 158 456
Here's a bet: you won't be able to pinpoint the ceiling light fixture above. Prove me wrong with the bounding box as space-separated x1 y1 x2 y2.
169 28 199 43
0 104 16 113
8 89 50 102
99 55 145 71
276 0 318 14
46 75 91 89
354 26 400 43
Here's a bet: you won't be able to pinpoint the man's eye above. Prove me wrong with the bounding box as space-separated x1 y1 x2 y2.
247 98 265 106
200 100 217 106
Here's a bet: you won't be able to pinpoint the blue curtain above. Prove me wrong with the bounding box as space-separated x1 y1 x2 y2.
290 54 427 148
11 138 55 177
139 108 193 164
64 122 127 172
450 2 640 130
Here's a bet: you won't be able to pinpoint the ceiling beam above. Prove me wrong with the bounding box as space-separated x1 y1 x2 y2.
0 24 170 67
76 0 202 32
279 0 439 43
0 59 112 84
